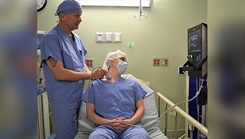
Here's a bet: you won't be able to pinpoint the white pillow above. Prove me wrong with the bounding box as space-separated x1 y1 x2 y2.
75 74 168 139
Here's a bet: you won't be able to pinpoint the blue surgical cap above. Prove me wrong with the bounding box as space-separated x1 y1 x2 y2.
55 0 82 16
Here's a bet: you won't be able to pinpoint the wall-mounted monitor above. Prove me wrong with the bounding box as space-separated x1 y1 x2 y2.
185 23 207 78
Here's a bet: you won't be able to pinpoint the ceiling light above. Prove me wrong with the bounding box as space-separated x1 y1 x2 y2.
77 0 153 7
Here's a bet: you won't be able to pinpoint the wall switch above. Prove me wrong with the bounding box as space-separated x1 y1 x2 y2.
104 32 113 42
113 32 122 42
95 32 122 43
95 32 104 42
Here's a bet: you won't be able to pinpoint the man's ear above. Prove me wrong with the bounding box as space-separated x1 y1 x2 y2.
110 59 115 66
59 13 66 21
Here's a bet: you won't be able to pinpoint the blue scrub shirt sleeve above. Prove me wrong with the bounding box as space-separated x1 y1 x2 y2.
87 84 95 104
40 34 63 62
134 82 147 103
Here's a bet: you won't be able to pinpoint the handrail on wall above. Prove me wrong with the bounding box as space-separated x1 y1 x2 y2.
156 92 208 138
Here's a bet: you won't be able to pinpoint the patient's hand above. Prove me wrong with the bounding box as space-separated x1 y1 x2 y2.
120 119 132 129
111 117 131 130
111 117 124 130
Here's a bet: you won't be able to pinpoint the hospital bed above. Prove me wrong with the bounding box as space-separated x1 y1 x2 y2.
75 74 168 139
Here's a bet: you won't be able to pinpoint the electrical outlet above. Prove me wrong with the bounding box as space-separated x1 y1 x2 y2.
85 58 94 67
161 58 168 66
153 58 160 66
169 109 175 116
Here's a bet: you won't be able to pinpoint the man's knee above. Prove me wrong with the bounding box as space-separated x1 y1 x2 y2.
89 126 116 139
139 131 151 139
89 131 103 139
89 130 109 139
135 129 150 139
122 127 150 139
55 129 77 139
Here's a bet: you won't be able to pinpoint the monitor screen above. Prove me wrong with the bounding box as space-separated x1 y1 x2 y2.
188 29 201 53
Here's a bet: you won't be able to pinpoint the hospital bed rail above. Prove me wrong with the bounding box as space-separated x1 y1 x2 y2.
156 92 208 139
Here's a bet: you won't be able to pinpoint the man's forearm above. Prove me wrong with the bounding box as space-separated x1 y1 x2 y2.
46 58 91 81
87 112 116 126
129 106 144 125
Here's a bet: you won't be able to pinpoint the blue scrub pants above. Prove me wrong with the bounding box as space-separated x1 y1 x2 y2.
50 101 81 139
89 125 150 139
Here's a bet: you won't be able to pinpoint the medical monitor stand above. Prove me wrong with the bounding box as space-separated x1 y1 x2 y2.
184 23 208 139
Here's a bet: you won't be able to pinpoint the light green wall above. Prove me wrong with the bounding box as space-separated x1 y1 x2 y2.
38 0 207 132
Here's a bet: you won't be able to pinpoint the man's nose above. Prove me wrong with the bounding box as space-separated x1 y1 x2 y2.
78 17 82 22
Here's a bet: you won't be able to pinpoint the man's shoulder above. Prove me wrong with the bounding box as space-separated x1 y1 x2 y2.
42 28 61 41
121 76 137 84
91 79 104 85
45 27 59 36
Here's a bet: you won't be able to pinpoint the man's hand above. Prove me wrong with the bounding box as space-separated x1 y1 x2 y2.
91 68 107 80
111 117 132 130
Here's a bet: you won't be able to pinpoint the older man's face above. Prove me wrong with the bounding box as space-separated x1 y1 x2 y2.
63 12 82 31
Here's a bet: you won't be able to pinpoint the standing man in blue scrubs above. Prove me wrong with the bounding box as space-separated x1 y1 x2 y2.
40 0 106 138
86 50 150 139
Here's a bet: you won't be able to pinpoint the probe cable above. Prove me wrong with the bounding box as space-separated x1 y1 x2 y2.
152 79 205 124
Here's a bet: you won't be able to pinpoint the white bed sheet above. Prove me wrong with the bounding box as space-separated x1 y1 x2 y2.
75 74 168 139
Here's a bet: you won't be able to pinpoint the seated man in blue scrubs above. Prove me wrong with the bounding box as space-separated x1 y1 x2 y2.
86 50 150 139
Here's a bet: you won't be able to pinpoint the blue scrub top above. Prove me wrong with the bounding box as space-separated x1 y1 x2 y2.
40 26 87 104
87 76 147 120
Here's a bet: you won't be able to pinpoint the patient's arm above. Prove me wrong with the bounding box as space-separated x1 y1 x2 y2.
86 102 116 126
